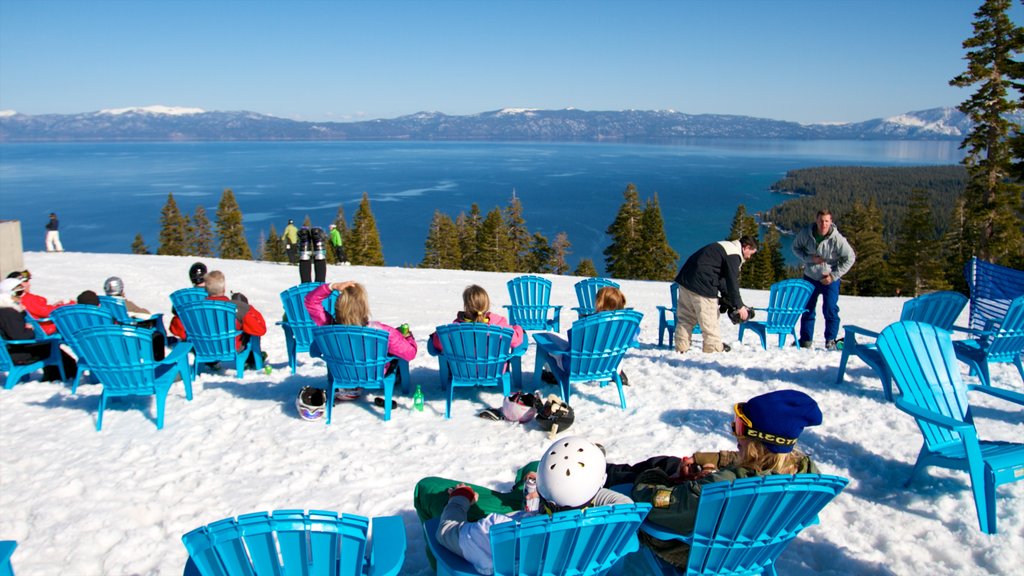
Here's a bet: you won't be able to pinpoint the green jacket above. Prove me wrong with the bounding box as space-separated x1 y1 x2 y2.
282 223 299 244
329 228 342 247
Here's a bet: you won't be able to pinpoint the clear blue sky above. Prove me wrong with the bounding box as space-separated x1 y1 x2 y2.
1 0 1019 124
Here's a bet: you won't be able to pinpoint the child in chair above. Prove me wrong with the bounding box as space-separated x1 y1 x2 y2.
429 284 524 353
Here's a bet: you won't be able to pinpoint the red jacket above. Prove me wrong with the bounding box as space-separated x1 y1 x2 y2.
20 291 64 335
169 295 267 351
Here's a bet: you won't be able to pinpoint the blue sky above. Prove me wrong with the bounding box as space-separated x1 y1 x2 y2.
0 0 1019 124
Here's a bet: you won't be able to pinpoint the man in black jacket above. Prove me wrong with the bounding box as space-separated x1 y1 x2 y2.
674 236 757 353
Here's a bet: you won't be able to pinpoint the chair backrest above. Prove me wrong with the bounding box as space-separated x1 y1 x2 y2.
49 305 117 356
684 474 848 575
762 279 814 328
279 283 321 347
489 503 650 575
574 278 620 316
668 282 678 309
979 294 1024 361
900 290 969 331
567 309 642 378
182 510 376 576
436 323 514 384
312 325 391 387
176 300 240 360
876 321 971 452
74 325 158 394
97 295 135 324
170 287 209 311
964 257 1024 331
506 275 554 328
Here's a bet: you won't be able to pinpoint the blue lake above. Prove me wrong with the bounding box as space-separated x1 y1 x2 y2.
0 140 964 270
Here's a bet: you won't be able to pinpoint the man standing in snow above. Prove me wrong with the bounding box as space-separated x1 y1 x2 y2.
329 224 347 264
45 212 63 252
282 219 299 265
792 209 856 350
674 236 757 354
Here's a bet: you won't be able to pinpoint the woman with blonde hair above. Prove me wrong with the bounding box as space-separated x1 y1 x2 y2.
429 284 524 353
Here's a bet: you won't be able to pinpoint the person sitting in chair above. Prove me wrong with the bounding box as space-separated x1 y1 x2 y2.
169 271 266 366
429 284 524 353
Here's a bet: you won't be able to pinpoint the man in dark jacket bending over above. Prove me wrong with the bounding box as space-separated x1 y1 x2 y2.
674 235 757 353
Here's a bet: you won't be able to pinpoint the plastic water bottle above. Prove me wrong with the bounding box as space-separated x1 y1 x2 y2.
524 476 539 512
413 384 424 412
264 364 272 375
399 323 410 336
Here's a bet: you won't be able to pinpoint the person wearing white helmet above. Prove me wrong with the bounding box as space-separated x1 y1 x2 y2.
103 276 167 360
414 436 631 575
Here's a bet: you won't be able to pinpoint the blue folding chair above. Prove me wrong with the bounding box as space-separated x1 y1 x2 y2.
0 541 15 576
533 309 642 409
277 283 322 374
311 325 410 423
836 290 968 401
964 256 1024 332
656 283 678 348
877 320 1024 534
425 503 651 576
50 305 117 393
573 278 620 319
175 300 263 379
624 475 848 576
97 295 168 341
182 510 405 576
739 279 815 350
1 333 65 390
428 323 527 419
74 325 193 431
504 275 562 332
953 294 1024 388
170 287 209 311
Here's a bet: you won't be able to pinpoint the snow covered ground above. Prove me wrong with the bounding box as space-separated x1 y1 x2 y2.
1 251 1021 575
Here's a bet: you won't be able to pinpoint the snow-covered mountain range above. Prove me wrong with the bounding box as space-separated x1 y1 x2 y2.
0 105 985 142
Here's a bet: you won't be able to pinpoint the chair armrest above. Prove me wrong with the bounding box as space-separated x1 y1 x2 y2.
532 333 569 356
968 384 1024 406
894 397 976 433
368 515 406 576
952 325 992 337
510 338 529 357
842 325 880 340
639 521 693 545
159 341 193 366
551 305 563 312
4 338 46 345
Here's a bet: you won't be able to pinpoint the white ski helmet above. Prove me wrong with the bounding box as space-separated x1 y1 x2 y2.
103 276 124 297
537 436 607 509
296 387 326 421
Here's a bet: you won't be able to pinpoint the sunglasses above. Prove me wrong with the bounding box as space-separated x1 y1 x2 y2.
728 414 747 438
18 271 31 281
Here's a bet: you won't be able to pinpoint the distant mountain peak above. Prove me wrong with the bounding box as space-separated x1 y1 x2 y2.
0 110 16 118
98 105 206 116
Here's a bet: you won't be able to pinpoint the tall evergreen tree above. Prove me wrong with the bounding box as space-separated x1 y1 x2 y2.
637 194 679 281
574 258 598 277
551 232 572 275
348 192 385 266
950 0 1024 264
131 233 150 255
191 205 214 257
476 207 509 272
890 189 951 296
459 204 483 270
157 192 188 256
216 188 252 260
302 214 312 227
264 224 287 263
504 194 531 272
728 205 759 240
603 184 644 278
841 199 889 296
526 232 554 274
763 226 788 283
421 210 462 269
331 204 350 265
943 197 971 293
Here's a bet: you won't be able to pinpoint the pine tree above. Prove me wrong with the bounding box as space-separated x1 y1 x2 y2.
302 214 312 227
476 207 508 272
728 205 759 240
421 210 462 269
459 204 483 270
331 204 350 265
264 224 287 263
637 194 679 280
943 197 971 293
131 233 150 255
191 205 214 257
950 0 1024 264
526 232 553 274
216 188 252 260
349 192 385 266
890 189 951 296
504 193 531 272
603 184 644 278
551 232 572 275
841 199 889 296
763 226 788 283
256 230 267 261
157 192 188 256
574 258 598 277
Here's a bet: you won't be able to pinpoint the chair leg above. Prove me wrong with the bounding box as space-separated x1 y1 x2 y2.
614 374 627 410
904 446 929 488
976 361 992 388
533 353 549 389
96 393 106 431
1015 356 1024 382
326 386 335 425
155 391 167 430
835 346 852 384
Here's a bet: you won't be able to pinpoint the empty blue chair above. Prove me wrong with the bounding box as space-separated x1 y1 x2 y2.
1 333 65 390
739 279 815 350
170 287 208 311
964 256 1024 332
425 503 650 576
0 541 15 576
97 295 168 341
175 300 263 379
625 475 848 576
504 275 562 332
277 283 321 374
428 323 526 419
533 309 642 409
953 294 1024 388
311 325 411 423
74 325 193 431
573 278 619 319
182 509 405 576
50 305 117 393
656 283 678 348
876 320 1024 534
836 290 968 401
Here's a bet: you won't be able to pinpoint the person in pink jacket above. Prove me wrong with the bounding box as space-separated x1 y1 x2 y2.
429 284 525 353
305 280 417 401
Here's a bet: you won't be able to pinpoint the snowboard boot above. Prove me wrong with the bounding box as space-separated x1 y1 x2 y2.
311 226 327 283
298 227 313 283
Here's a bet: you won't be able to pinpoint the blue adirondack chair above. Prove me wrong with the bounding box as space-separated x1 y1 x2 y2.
182 510 405 576
49 305 117 393
657 284 700 348
953 294 1024 388
835 290 968 401
738 279 815 350
1 333 65 390
504 275 562 332
277 283 322 374
876 320 1024 534
170 287 209 311
175 300 263 379
623 474 849 576
97 295 168 341
964 256 1024 332
428 323 527 419
74 325 193 431
0 541 15 576
425 503 651 576
533 309 642 409
573 278 620 319
311 325 411 423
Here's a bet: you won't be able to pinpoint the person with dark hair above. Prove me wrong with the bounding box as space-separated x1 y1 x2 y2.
45 212 63 252
0 278 76 380
792 210 856 350
6 270 70 335
673 236 758 353
428 284 524 353
188 262 208 288
169 270 266 367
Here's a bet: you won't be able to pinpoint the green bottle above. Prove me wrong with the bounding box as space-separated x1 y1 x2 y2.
413 384 424 411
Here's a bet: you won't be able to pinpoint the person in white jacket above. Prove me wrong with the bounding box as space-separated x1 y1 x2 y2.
791 209 856 350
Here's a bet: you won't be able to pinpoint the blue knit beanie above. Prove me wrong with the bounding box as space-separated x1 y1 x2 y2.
736 390 822 453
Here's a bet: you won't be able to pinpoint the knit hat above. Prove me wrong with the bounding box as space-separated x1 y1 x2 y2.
0 278 22 296
76 290 100 306
735 390 822 453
